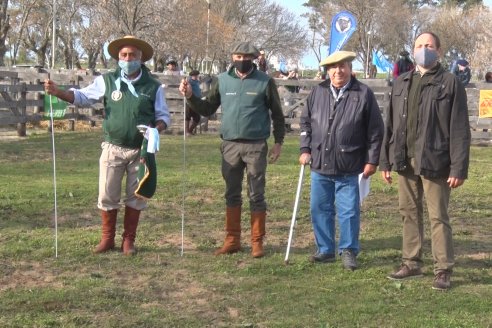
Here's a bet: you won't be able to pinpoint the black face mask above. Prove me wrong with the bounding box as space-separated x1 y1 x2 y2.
233 60 253 74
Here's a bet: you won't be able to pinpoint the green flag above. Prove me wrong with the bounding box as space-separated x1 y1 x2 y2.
43 89 67 120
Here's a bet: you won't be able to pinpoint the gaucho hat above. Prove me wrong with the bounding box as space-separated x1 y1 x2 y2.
231 41 260 58
108 35 153 62
319 51 356 67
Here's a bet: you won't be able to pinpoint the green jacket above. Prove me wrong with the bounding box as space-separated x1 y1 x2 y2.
187 66 285 144
102 66 161 148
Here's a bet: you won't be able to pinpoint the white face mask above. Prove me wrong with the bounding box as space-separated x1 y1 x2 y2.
414 48 438 69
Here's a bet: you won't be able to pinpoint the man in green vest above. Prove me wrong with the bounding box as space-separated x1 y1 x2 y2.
179 41 285 258
44 36 171 256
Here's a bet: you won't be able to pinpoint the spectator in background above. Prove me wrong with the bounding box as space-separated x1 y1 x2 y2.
282 67 300 93
484 71 492 83
393 50 414 79
257 49 268 73
450 59 471 86
164 59 182 76
185 70 202 135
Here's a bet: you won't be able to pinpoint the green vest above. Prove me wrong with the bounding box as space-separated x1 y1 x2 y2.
102 66 161 148
218 70 271 140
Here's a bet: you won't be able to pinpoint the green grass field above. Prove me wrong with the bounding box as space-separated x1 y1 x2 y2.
0 131 491 327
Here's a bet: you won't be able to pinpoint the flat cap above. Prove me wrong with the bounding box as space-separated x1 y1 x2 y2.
320 51 356 67
231 41 260 58
108 35 153 62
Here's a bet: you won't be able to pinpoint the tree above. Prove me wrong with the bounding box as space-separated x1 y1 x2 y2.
0 0 10 66
21 0 52 67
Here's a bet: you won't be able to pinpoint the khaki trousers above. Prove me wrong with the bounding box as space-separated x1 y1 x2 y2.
398 158 454 274
98 142 147 211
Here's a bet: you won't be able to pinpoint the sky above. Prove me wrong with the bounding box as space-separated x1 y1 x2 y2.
274 0 492 69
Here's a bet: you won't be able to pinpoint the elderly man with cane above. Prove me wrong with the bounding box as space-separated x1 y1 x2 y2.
299 51 384 270
44 35 170 256
178 41 285 258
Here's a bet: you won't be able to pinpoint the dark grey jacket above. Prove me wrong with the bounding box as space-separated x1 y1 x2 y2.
379 64 470 179
300 78 384 175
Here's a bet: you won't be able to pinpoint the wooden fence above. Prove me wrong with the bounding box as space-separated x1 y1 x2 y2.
0 68 491 144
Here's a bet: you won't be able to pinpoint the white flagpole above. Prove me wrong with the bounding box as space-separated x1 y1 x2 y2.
52 0 56 68
49 94 59 258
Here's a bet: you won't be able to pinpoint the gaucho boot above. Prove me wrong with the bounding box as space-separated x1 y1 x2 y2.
214 206 242 255
251 211 266 258
93 209 118 254
121 206 141 256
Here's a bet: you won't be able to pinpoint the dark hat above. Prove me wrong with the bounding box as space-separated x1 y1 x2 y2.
189 70 200 76
166 59 178 66
231 41 260 58
319 51 356 67
108 35 153 62
457 59 469 66
399 50 409 56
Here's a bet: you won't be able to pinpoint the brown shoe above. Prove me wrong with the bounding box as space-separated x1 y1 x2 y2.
387 264 423 280
432 271 451 291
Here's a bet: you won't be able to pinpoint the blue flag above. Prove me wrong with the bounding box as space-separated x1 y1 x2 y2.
329 11 357 55
372 50 393 73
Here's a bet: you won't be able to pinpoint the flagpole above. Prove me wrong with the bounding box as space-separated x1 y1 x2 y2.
49 94 59 258
205 0 211 74
365 31 371 78
52 0 56 68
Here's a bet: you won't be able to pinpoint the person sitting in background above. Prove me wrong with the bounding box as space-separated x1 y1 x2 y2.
282 67 300 93
393 50 414 79
257 50 268 73
450 59 471 86
185 70 202 135
164 59 182 76
485 71 492 83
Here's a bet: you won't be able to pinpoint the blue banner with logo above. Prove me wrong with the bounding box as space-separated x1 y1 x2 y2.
372 50 393 73
329 11 357 55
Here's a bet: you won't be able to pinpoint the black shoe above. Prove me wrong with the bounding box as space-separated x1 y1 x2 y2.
309 252 336 263
341 249 357 270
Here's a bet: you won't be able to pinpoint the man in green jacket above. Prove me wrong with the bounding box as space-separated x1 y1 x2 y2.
379 32 470 290
45 36 170 256
179 41 285 258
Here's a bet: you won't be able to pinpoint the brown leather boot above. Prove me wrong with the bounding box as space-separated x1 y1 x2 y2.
214 206 242 255
93 209 117 254
121 206 141 256
251 211 266 258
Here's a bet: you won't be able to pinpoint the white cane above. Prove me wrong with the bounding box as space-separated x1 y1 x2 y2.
180 92 187 257
48 90 59 258
284 164 306 264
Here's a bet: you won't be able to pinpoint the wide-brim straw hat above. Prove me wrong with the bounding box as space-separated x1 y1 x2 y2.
108 35 154 62
320 51 356 67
